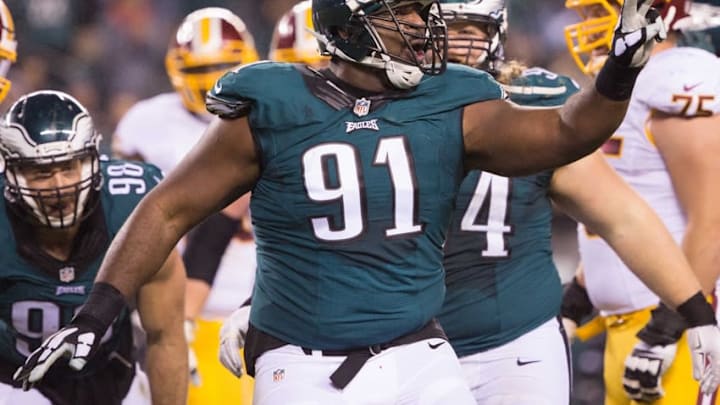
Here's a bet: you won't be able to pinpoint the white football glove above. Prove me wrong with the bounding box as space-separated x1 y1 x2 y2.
13 325 100 390
611 0 668 67
623 342 677 402
688 325 720 395
219 306 251 378
184 320 201 386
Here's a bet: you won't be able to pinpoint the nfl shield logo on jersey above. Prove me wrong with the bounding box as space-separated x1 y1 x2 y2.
272 368 285 383
353 98 371 117
58 266 76 283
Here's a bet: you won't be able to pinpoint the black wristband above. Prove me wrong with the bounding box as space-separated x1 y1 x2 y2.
676 292 717 328
183 212 241 285
637 303 687 346
561 277 594 325
73 282 127 334
594 56 643 101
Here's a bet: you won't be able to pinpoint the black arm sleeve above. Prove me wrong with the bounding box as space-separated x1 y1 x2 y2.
182 212 241 286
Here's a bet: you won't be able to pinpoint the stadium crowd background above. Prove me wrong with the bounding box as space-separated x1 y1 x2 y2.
2 0 603 403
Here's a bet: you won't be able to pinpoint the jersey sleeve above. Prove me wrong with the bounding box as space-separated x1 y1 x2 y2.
505 67 581 107
635 48 720 117
100 159 164 234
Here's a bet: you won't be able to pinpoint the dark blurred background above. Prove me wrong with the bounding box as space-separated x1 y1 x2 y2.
3 1 603 403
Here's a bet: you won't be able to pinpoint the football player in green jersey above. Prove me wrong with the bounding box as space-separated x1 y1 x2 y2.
15 1 720 404
1 91 187 405
438 0 720 403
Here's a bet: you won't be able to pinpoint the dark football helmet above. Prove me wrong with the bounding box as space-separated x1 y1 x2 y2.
311 0 447 89
0 90 102 228
441 0 506 74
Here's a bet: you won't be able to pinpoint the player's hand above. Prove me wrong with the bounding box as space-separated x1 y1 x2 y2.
13 325 100 390
611 0 668 68
219 305 251 378
688 325 720 395
184 320 201 386
622 341 677 402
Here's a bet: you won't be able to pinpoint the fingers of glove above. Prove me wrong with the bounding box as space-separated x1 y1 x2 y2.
637 0 652 18
29 342 76 385
219 336 243 377
68 332 96 371
622 0 640 24
701 368 720 396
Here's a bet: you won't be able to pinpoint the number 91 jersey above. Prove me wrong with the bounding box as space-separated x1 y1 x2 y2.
0 159 163 368
209 61 504 350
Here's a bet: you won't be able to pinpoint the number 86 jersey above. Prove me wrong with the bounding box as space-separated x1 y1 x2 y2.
0 159 163 369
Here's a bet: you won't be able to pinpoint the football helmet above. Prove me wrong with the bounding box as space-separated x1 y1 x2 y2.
0 90 102 228
0 1 17 103
565 0 691 75
270 1 330 67
311 0 447 89
166 8 260 114
441 0 507 75
676 0 720 55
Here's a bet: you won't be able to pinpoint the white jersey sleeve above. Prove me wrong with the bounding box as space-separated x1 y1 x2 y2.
112 93 209 174
634 47 720 117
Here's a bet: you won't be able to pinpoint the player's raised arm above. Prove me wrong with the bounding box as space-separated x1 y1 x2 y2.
463 0 666 176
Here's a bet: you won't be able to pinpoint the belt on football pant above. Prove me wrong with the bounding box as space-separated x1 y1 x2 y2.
244 318 447 389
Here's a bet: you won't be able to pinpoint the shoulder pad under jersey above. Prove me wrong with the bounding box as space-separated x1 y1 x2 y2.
635 47 720 117
206 61 276 119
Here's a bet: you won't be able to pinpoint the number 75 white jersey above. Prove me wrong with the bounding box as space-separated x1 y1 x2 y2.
578 47 720 315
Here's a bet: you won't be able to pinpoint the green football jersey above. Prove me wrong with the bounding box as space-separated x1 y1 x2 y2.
0 159 162 367
209 62 504 350
439 67 580 356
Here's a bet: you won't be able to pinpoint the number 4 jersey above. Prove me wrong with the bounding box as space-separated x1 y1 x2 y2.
439 67 580 356
0 159 163 369
208 62 504 350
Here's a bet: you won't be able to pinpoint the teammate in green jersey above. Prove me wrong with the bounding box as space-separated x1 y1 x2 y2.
438 1 720 403
15 1 720 404
2 91 187 405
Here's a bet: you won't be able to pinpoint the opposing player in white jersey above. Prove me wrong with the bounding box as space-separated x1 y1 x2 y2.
112 7 258 405
563 0 720 403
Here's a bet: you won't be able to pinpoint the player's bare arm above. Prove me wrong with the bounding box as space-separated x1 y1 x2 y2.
462 94 629 176
652 112 720 293
463 0 665 176
549 150 704 307
98 116 259 299
137 249 188 405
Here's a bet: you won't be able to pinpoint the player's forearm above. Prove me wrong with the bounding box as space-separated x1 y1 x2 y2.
146 332 188 405
97 194 188 299
595 203 703 308
682 222 720 295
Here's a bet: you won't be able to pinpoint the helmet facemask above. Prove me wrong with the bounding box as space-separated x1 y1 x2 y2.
564 0 620 76
0 90 103 229
3 152 102 228
314 0 448 89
